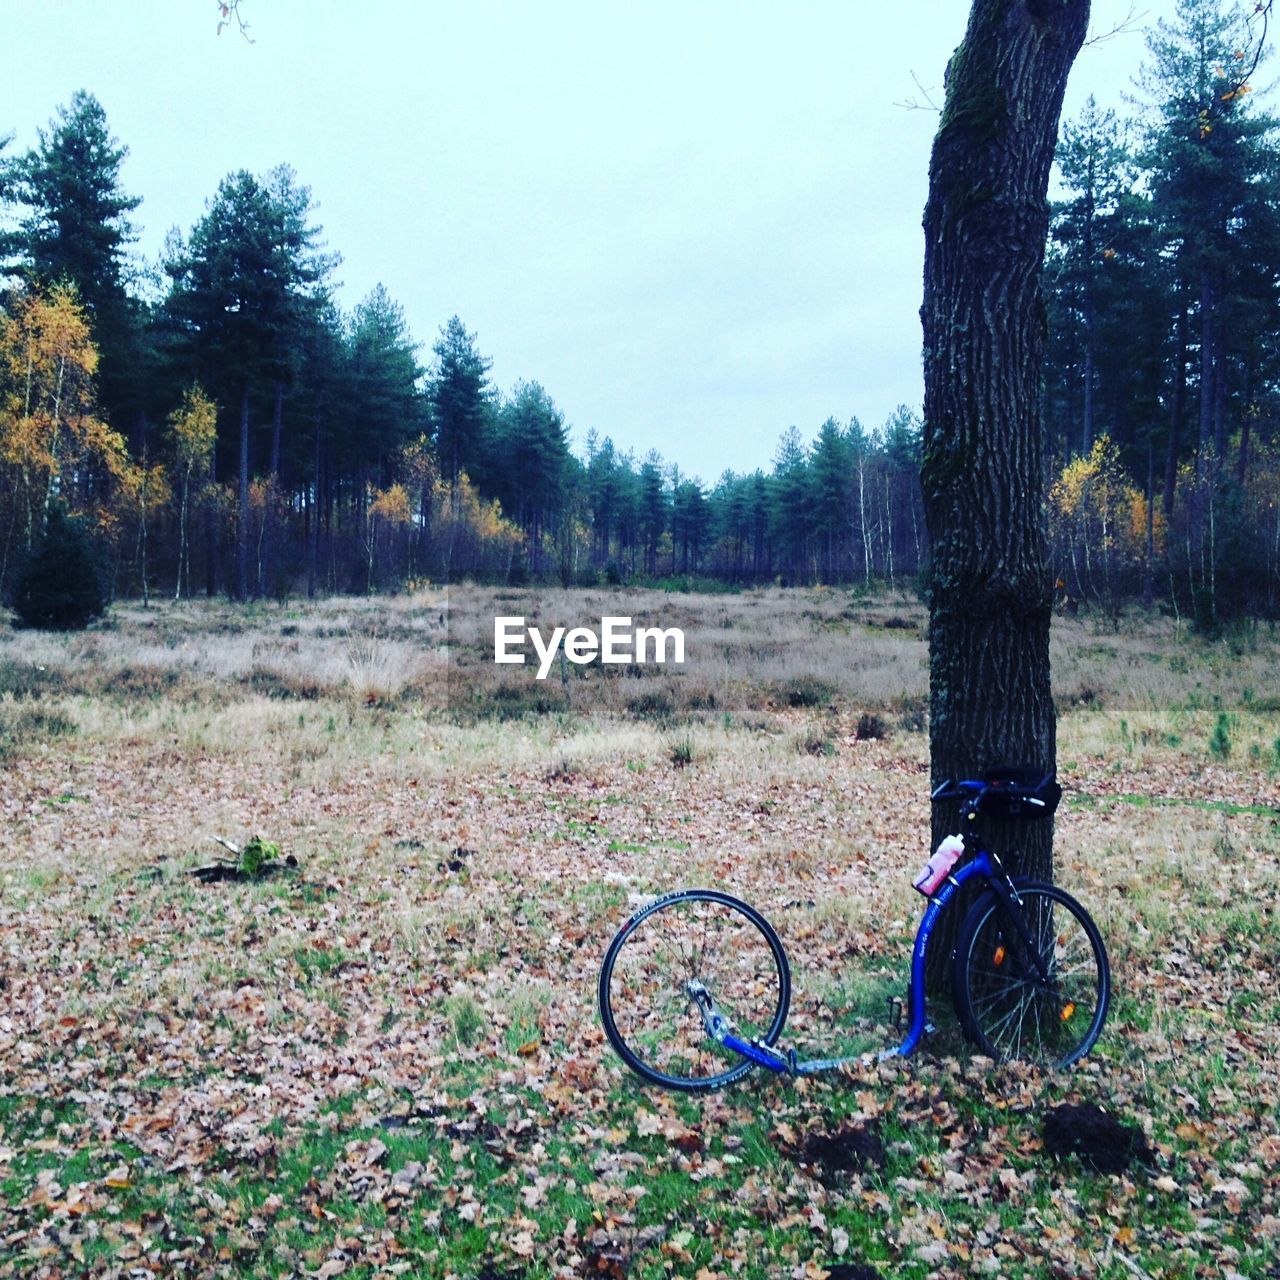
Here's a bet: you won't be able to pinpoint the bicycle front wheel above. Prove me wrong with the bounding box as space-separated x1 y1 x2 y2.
598 889 790 1092
953 880 1110 1069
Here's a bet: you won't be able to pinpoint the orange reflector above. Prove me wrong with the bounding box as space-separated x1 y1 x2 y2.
993 945 1006 966
1060 1002 1076 1022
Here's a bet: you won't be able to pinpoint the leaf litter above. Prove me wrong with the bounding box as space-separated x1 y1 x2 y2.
0 607 1278 1278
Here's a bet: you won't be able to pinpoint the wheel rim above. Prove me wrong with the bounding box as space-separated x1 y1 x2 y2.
962 888 1106 1067
601 892 788 1088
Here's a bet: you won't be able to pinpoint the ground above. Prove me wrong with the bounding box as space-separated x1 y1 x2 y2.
0 586 1277 1279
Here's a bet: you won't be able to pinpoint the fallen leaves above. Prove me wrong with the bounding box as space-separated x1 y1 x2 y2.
1 596 1278 1278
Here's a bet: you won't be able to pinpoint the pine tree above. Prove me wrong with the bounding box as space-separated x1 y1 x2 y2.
809 417 851 582
11 502 109 630
164 167 333 598
427 316 492 496
491 380 573 574
1141 0 1280 465
637 453 667 576
5 92 145 433
1047 97 1150 457
1138 0 1280 619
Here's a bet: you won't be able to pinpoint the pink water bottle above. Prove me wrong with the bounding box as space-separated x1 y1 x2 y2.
913 834 966 896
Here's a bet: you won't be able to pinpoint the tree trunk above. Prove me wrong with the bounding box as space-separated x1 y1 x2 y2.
921 0 1088 987
1164 298 1188 519
269 379 284 480
1198 271 1216 467
1144 438 1156 609
308 416 321 598
238 384 250 601
1082 289 1095 457
176 473 189 602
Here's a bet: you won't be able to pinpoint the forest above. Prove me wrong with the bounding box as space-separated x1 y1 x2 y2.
2 0 1279 627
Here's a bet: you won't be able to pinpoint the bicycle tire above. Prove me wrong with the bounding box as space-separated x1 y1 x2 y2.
598 888 790 1092
952 879 1110 1068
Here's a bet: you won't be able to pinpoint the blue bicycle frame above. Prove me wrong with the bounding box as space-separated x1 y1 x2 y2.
691 849 1002 1076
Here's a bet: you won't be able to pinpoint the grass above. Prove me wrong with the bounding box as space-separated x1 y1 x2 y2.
0 589 1277 1277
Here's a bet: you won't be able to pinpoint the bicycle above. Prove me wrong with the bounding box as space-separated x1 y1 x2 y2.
597 768 1110 1091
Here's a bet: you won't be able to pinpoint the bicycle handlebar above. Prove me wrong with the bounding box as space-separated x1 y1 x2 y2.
930 771 1060 819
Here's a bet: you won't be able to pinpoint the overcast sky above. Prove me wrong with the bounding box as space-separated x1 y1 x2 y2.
3 1 1180 481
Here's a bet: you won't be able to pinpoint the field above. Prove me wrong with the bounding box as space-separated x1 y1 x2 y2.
1 586 1278 1280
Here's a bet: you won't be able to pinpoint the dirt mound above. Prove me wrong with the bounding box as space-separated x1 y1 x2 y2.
1043 1103 1155 1175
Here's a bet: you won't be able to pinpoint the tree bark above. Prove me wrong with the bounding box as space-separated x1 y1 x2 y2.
308 414 321 599
238 384 250 602
921 0 1088 986
1164 296 1189 519
1198 271 1216 466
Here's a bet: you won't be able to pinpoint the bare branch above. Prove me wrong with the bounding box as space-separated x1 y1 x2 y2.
215 0 253 42
894 70 942 114
1082 4 1148 48
1201 0 1272 130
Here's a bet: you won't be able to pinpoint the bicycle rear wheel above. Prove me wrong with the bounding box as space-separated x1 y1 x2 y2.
952 880 1109 1068
598 889 790 1092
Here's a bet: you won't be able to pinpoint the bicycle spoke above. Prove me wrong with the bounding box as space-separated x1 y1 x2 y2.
601 891 789 1090
959 885 1108 1069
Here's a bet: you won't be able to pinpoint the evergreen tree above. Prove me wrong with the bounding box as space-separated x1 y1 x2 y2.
11 502 109 630
4 92 145 435
1141 0 1280 465
768 426 809 581
809 417 851 582
164 167 333 598
347 285 425 482
491 380 573 573
428 316 492 494
637 452 667 575
1047 98 1150 457
671 477 709 574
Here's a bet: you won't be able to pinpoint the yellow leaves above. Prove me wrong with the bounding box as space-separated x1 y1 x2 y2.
425 470 523 558
1050 435 1161 563
117 460 173 516
0 283 127 533
1 283 99 388
168 385 218 473
369 482 411 525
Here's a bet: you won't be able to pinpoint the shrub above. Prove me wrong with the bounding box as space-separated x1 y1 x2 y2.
1191 588 1218 638
896 695 928 733
11 506 108 631
628 690 674 722
0 704 76 760
780 676 835 708
1209 712 1232 760
855 712 888 741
